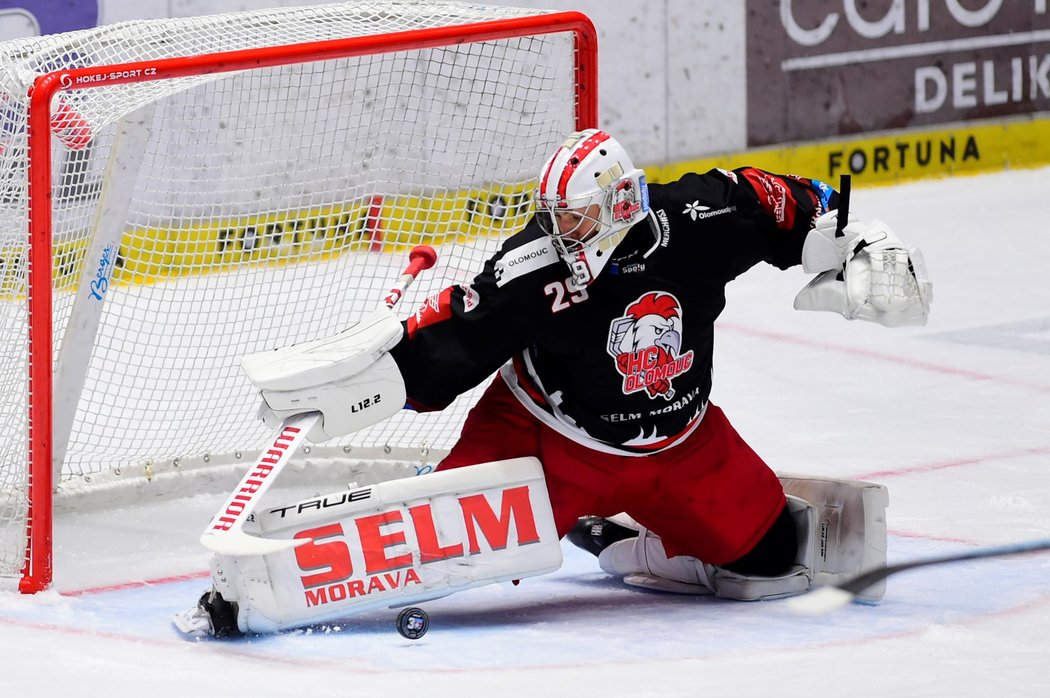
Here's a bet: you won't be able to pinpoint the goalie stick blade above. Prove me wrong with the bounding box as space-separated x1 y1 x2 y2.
200 528 309 556
785 586 854 615
787 536 1050 615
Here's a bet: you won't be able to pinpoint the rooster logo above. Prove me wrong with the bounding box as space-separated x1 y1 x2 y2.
608 292 695 400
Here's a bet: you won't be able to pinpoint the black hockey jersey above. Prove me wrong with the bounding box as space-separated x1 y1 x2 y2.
390 167 838 455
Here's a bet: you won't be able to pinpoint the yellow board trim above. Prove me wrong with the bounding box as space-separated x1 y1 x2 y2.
4 116 1049 299
115 184 533 287
1 183 533 299
646 115 1050 187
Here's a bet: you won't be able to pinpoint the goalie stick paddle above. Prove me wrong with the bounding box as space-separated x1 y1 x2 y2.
787 536 1050 615
199 244 439 556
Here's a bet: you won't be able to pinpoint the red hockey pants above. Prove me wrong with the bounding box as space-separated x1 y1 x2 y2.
438 376 786 565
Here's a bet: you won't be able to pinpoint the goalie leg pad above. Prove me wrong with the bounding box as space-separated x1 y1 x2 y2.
210 457 562 634
779 473 889 602
597 476 888 602
596 500 811 600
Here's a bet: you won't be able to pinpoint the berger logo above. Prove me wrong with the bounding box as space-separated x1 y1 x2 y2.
88 243 117 301
607 291 694 401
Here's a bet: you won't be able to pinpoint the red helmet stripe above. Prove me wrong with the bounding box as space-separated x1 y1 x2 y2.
538 148 559 201
555 130 611 201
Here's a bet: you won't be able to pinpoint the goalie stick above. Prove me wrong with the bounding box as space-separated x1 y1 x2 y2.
199 244 439 556
788 536 1050 615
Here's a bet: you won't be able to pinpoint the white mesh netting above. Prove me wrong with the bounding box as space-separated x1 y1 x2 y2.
0 1 584 583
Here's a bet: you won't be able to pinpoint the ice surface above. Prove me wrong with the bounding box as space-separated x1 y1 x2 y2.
3 166 1050 697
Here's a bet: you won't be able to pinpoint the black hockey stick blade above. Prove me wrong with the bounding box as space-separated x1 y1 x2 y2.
787 536 1050 615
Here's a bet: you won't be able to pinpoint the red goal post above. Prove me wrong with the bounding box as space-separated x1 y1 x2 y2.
5 3 597 593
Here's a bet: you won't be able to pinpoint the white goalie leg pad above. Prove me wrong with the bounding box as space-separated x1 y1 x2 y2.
597 475 888 602
595 516 713 595
240 307 407 441
209 457 561 634
596 502 811 600
779 474 889 603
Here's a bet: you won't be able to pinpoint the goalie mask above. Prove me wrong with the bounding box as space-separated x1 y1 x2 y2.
535 129 649 287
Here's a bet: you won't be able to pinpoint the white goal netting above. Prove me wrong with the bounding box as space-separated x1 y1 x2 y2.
0 1 590 588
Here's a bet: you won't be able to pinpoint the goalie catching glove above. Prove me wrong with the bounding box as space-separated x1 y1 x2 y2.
794 211 932 327
240 307 407 442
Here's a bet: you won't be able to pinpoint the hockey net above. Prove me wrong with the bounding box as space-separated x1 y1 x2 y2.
0 1 595 592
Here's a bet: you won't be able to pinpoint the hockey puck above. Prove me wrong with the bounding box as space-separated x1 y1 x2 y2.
396 607 429 640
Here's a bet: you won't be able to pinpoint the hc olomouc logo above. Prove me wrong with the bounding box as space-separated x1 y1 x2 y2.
607 291 695 401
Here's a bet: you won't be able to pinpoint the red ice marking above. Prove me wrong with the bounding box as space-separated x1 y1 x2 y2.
8 592 1050 674
855 445 1050 481
0 614 388 671
888 529 986 545
61 570 211 597
717 322 1050 393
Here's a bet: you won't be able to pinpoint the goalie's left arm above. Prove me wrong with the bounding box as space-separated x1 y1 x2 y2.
793 210 933 327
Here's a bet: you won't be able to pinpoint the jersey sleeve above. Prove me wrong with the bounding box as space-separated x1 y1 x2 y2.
729 166 840 270
654 168 840 286
389 229 553 411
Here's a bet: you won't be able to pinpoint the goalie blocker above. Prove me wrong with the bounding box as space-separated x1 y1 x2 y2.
177 457 561 636
240 306 408 442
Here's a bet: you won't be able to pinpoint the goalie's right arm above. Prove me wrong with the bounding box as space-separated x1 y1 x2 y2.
240 307 407 441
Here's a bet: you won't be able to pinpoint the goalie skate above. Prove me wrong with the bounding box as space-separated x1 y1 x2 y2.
172 589 241 640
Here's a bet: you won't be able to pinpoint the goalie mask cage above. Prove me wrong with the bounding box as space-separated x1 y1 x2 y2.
0 1 596 593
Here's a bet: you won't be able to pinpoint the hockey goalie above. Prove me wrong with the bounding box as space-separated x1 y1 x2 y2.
177 129 930 637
